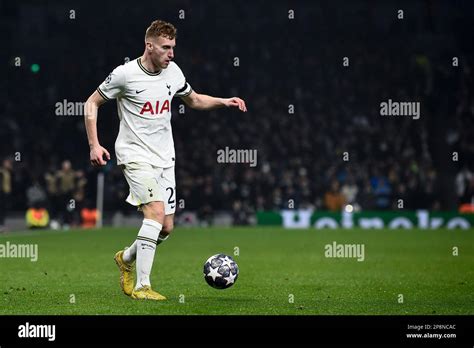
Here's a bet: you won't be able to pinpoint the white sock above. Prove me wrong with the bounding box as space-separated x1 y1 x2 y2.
123 230 170 264
123 241 137 263
135 219 162 289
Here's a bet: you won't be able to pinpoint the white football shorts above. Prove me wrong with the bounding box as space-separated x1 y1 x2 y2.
121 162 176 215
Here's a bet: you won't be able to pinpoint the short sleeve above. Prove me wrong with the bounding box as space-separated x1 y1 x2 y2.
175 81 193 97
97 65 126 100
172 63 193 98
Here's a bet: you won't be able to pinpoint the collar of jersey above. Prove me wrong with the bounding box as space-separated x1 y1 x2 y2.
137 57 162 76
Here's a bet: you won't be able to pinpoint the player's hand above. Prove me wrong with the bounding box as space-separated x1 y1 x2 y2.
90 145 110 166
224 97 247 112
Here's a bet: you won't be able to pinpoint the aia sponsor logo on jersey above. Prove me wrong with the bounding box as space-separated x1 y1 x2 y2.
139 100 170 115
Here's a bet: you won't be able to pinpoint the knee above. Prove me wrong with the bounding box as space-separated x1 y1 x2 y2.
162 220 174 235
143 202 165 223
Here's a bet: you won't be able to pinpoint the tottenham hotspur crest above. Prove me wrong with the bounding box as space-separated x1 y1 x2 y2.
105 73 112 84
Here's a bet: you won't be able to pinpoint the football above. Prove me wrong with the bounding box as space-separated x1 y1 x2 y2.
203 254 239 289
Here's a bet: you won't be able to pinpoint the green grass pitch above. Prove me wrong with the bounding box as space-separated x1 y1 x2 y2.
0 227 473 315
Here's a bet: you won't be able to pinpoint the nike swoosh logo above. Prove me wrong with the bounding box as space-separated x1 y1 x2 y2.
136 89 146 94
170 205 175 209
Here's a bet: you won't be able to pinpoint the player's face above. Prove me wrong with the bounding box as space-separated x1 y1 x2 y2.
149 36 175 69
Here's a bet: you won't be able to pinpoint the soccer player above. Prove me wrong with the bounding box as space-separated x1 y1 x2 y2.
84 20 247 300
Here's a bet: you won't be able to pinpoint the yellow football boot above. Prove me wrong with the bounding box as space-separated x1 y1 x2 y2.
131 286 167 301
114 250 135 296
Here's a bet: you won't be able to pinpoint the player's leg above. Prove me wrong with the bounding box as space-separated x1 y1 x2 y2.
115 163 166 300
135 200 164 289
129 196 173 300
127 166 175 299
122 213 172 262
157 165 176 246
123 163 172 256
119 200 167 301
131 167 175 295
158 213 174 245
132 201 173 300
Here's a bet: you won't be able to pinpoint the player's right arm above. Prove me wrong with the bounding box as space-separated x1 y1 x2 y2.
84 65 125 166
84 90 110 166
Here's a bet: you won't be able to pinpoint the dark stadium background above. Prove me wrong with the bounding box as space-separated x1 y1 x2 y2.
1 0 473 229
1 2 474 345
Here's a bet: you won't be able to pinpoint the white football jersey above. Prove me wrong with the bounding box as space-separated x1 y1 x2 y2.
97 58 192 167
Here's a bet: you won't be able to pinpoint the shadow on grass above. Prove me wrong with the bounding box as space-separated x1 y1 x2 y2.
181 296 259 302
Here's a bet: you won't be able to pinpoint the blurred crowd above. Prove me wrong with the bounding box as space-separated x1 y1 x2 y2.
1 1 473 227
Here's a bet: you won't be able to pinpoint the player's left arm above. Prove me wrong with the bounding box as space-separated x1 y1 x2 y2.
181 90 247 112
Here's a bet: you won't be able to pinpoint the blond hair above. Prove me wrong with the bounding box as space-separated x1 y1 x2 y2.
145 20 177 41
